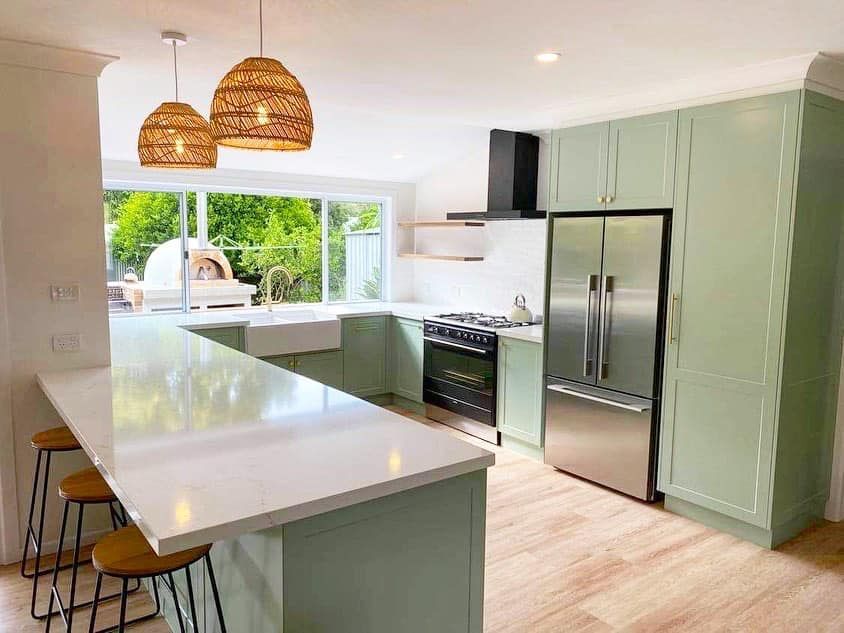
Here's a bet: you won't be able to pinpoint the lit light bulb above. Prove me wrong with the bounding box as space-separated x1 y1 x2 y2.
257 105 269 125
175 138 185 154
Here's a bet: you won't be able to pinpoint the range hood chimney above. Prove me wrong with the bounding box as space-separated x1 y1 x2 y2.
447 129 546 221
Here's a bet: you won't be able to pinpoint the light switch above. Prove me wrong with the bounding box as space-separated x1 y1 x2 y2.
51 284 79 302
52 334 81 352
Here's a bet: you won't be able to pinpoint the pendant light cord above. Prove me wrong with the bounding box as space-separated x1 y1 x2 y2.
259 0 263 57
172 40 179 102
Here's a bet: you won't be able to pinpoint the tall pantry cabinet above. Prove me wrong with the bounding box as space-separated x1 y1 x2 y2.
658 90 844 547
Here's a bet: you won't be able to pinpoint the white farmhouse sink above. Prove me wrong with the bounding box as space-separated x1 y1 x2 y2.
233 309 341 357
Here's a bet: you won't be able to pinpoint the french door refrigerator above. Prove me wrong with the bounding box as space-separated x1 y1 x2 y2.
543 212 670 500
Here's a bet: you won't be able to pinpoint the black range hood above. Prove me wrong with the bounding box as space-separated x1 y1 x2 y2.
447 129 547 221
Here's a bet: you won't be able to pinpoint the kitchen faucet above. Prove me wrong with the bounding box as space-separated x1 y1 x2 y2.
265 265 293 311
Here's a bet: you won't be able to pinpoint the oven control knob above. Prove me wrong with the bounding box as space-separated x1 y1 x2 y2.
482 336 489 344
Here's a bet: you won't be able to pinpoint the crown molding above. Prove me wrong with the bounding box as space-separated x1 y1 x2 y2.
0 38 117 77
546 52 844 128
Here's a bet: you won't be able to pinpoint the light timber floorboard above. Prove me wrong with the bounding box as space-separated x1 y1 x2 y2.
1 406 841 632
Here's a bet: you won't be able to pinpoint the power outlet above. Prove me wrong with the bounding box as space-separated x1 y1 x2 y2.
51 284 80 302
52 334 81 352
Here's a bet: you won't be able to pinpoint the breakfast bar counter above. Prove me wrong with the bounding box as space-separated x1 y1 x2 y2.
37 312 494 632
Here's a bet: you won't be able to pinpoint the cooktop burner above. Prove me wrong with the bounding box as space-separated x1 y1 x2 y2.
432 312 533 329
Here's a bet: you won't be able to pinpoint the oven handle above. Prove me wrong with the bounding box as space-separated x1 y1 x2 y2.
424 337 492 355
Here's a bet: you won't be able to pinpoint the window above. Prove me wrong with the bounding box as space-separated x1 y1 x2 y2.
327 201 383 302
104 186 385 314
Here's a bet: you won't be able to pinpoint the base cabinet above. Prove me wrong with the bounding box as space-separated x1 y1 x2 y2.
497 337 544 448
342 316 388 396
390 317 424 403
193 326 246 352
262 350 344 390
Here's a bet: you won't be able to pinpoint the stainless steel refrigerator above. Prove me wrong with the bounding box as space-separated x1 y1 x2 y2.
543 213 670 500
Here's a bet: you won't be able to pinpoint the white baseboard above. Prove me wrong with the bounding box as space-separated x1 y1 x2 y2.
13 526 113 566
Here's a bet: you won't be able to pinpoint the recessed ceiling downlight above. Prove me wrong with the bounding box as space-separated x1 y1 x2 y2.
535 52 561 63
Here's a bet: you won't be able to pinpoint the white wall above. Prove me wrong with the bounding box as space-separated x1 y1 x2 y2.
412 132 549 317
0 41 115 563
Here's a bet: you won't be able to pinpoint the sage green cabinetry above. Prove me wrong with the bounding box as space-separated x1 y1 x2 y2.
342 316 388 397
549 111 677 211
659 90 844 547
262 350 344 389
496 337 544 448
390 317 424 403
193 326 246 352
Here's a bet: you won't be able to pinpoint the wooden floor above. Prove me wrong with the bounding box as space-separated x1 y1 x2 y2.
2 407 842 632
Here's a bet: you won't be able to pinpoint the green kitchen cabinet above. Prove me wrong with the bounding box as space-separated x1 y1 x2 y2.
342 316 388 397
496 337 544 448
549 111 677 211
659 90 844 547
390 317 424 403
193 326 246 352
549 121 608 211
262 351 344 390
607 110 677 209
294 351 344 389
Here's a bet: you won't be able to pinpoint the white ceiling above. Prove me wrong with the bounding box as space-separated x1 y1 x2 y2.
2 1 843 182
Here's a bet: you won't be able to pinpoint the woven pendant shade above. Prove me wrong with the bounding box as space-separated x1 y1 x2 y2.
210 57 313 151
138 102 217 169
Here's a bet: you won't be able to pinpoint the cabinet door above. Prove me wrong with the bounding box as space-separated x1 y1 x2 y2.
263 354 295 371
196 326 245 352
497 337 544 447
295 351 344 390
342 317 387 396
390 318 424 403
658 92 800 528
549 122 609 211
607 111 678 210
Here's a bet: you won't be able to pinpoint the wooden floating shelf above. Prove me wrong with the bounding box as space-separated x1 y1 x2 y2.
397 220 485 228
398 253 484 262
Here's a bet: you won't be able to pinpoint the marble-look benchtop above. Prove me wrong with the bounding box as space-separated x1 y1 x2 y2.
37 305 495 555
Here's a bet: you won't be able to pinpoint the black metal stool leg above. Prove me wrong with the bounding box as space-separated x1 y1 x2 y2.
184 564 200 632
117 578 129 633
45 500 69 632
20 448 43 579
88 572 103 633
205 552 228 633
65 502 86 630
167 572 186 633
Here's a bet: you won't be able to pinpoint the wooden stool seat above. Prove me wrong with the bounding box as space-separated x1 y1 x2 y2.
93 526 211 578
30 426 80 451
58 467 116 503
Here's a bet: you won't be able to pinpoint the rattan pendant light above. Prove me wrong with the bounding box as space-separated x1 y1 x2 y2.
210 0 313 151
137 32 217 169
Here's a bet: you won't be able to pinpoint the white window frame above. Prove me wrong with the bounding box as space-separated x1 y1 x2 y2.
103 180 389 312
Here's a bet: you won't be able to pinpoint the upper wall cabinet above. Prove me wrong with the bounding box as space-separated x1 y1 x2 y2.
549 122 609 211
549 111 678 212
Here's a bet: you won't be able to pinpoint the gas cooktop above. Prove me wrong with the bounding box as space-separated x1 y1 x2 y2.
428 312 534 329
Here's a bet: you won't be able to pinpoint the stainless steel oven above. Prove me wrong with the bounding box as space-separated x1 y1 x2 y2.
422 320 500 444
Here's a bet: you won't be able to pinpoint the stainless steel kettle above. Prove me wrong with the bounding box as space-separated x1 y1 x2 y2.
509 294 533 323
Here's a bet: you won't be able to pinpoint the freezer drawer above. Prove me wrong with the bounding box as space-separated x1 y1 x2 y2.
544 378 657 500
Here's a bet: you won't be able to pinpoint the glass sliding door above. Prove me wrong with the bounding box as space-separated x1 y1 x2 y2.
326 200 383 302
103 188 190 314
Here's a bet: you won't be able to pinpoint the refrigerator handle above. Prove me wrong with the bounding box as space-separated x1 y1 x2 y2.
597 275 613 379
546 384 651 413
582 274 599 376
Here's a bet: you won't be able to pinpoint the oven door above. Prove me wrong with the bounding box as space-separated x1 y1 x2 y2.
423 336 496 425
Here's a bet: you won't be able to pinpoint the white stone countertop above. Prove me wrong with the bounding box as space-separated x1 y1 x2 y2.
37 309 494 555
496 324 544 344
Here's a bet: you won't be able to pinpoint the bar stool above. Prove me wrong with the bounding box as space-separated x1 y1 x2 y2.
88 525 227 633
44 467 134 632
21 426 82 619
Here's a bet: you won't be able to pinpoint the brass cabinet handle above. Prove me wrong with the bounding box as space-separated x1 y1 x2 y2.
597 195 606 203
288 359 295 368
606 195 614 203
668 293 679 343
